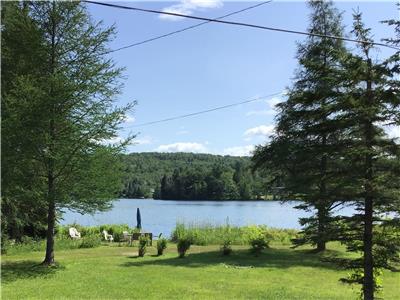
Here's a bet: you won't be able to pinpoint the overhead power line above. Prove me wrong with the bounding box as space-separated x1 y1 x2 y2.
105 1 272 54
84 0 400 51
127 92 284 128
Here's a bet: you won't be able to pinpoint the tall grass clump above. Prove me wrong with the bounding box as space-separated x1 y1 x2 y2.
220 224 233 255
138 236 149 257
171 222 298 246
157 238 168 256
177 237 192 258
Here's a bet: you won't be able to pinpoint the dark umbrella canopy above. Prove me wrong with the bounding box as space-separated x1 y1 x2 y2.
136 208 142 230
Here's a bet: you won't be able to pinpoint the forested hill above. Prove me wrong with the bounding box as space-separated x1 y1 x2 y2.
120 152 270 200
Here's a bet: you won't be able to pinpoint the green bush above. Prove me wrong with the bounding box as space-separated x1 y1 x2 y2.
138 236 148 257
221 239 232 256
249 237 269 256
157 238 168 256
79 236 101 249
177 237 192 258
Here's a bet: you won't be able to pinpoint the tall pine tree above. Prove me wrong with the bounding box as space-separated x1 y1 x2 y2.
253 0 348 251
336 12 400 300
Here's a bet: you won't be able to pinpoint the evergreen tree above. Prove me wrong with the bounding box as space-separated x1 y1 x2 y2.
253 0 348 251
336 12 400 300
2 1 134 265
1 2 49 243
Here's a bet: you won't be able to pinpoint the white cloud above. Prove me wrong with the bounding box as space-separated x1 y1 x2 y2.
222 145 255 157
155 142 208 153
244 125 275 137
159 0 223 21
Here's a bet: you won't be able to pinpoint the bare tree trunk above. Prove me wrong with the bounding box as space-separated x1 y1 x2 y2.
363 58 374 300
317 207 327 252
363 194 374 300
42 177 56 265
42 2 57 266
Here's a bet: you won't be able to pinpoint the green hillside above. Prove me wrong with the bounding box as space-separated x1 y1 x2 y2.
121 152 270 200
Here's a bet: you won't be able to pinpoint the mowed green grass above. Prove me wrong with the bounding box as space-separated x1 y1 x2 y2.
2 243 399 300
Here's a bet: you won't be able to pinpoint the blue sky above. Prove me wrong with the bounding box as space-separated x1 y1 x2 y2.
86 1 399 156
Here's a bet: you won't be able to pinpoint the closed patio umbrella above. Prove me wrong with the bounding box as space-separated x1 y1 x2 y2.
136 207 142 230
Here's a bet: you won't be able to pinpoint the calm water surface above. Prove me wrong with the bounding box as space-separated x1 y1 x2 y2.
61 199 354 237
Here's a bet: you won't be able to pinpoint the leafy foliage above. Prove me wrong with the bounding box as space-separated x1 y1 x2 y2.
221 239 233 256
249 237 269 256
138 236 148 257
1 1 134 265
121 153 270 200
177 237 192 258
171 223 297 246
157 238 168 256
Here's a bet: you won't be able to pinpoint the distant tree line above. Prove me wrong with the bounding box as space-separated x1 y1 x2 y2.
120 153 270 200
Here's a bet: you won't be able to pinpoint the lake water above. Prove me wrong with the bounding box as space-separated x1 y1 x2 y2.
61 199 354 237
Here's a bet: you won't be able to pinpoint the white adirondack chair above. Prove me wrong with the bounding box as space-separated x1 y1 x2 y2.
69 227 81 239
102 230 114 242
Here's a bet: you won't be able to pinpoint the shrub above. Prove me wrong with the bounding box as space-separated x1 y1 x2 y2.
79 236 101 249
138 236 148 257
220 224 233 255
221 239 232 256
157 238 167 256
249 237 268 256
177 237 192 258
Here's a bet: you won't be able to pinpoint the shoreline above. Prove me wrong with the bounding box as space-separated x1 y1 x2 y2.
120 198 289 202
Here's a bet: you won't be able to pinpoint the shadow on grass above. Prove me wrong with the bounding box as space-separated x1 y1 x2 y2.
1 261 64 284
121 248 343 270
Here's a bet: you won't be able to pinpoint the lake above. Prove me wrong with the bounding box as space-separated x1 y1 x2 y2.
61 199 355 237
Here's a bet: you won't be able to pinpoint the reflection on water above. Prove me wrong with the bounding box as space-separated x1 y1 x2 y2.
61 199 355 237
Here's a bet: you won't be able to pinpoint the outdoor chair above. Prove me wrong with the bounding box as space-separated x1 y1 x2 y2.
69 227 81 239
122 231 132 245
102 230 114 242
122 231 129 241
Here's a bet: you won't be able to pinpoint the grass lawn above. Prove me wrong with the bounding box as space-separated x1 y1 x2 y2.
1 243 399 299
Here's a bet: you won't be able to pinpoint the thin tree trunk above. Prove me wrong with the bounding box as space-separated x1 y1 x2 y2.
317 206 327 252
43 2 57 266
363 194 374 300
42 176 56 265
316 12 328 253
363 58 374 300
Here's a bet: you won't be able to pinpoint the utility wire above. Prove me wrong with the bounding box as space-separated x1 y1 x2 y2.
128 92 284 128
84 0 400 51
104 1 272 54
